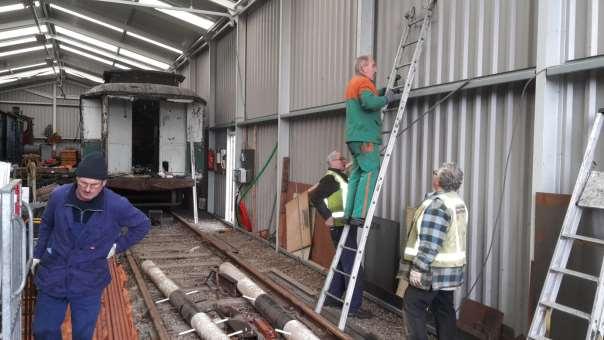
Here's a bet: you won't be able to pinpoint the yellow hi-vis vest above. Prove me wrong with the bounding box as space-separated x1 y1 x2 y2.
323 170 348 227
404 191 468 268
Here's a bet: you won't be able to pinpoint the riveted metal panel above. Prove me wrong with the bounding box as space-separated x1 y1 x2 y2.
195 49 211 102
245 0 279 119
242 123 278 232
289 111 348 184
107 98 132 174
215 30 237 125
159 101 187 175
290 0 358 111
376 0 536 87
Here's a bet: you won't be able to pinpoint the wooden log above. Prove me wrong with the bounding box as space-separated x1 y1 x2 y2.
141 260 229 340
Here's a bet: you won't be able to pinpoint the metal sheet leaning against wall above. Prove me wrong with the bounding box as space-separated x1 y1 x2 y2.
245 0 279 119
290 0 357 111
159 101 187 175
376 84 533 334
107 98 132 174
375 0 535 88
215 30 237 125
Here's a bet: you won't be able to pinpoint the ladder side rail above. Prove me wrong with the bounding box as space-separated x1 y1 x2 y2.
586 255 604 340
337 2 436 330
314 225 351 312
381 19 412 122
529 112 604 337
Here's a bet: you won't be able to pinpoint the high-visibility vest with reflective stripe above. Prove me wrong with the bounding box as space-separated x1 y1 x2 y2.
404 191 468 267
323 170 348 227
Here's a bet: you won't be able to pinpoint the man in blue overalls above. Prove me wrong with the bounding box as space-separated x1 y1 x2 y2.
31 152 150 340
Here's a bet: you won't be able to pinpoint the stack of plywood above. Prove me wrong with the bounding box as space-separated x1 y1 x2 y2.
285 191 312 258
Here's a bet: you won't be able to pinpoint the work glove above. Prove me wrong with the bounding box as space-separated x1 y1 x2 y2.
31 258 40 275
324 216 334 228
409 269 422 288
385 91 396 104
106 243 117 259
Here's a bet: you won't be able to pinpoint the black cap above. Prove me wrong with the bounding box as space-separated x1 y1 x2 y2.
76 152 108 180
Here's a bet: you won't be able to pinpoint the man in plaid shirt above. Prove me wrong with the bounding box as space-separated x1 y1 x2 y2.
399 163 468 340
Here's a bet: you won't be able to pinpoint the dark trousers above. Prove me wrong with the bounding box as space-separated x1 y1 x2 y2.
328 225 364 312
33 290 102 340
403 285 457 340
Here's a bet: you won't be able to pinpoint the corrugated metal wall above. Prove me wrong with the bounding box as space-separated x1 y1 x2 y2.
213 129 228 218
563 0 604 60
376 86 534 331
289 111 348 184
245 0 279 119
195 49 211 102
215 30 237 125
0 80 87 139
290 0 357 111
179 62 192 89
242 123 278 232
376 0 536 87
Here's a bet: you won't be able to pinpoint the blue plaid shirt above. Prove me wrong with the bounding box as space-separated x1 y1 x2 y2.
399 192 465 290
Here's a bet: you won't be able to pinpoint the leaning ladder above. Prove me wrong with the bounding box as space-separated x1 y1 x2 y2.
528 108 604 340
314 0 437 330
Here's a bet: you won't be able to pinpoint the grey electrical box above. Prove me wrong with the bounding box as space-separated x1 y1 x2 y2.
240 149 254 179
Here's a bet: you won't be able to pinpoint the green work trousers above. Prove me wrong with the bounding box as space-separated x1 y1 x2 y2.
344 142 380 220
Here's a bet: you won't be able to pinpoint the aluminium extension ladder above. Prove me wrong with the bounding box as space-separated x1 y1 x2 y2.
528 108 604 340
315 0 437 330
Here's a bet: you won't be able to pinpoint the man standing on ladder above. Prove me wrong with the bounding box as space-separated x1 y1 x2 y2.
344 56 392 227
400 163 468 340
309 151 371 318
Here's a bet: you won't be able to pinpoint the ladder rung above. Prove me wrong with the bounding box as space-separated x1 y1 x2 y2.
408 17 425 26
550 267 599 282
403 40 419 48
325 292 344 303
396 62 412 69
333 268 351 278
539 301 591 320
562 233 604 246
341 245 357 252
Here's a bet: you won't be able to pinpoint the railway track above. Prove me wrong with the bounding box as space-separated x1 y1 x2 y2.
125 212 350 340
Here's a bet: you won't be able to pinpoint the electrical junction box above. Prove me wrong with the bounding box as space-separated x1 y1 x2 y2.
234 168 250 183
240 149 254 178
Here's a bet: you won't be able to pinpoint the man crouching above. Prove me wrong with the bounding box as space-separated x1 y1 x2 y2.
31 152 150 340
400 163 468 340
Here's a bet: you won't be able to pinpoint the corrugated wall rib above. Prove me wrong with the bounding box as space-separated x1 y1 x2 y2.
243 123 278 232
215 30 237 125
245 0 279 119
195 50 211 102
565 0 604 60
213 129 227 218
376 86 533 332
376 0 535 87
289 111 348 184
290 0 357 111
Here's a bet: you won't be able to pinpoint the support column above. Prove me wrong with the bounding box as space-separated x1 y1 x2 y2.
530 0 565 259
275 0 292 252
207 40 218 215
52 82 57 152
356 0 375 57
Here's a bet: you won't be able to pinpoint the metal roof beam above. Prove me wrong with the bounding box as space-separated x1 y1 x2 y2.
43 18 174 65
0 19 35 31
88 0 230 17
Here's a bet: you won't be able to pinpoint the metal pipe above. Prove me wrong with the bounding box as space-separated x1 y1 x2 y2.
52 83 57 152
219 262 320 340
141 260 229 340
171 212 353 340
190 140 199 224
124 252 170 340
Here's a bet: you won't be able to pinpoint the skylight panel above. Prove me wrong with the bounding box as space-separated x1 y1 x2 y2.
0 37 37 48
208 0 235 10
54 26 118 52
59 44 115 67
0 67 54 83
0 2 39 14
139 0 214 30
119 49 170 70
4 62 48 73
125 31 182 54
49 4 124 33
52 35 117 60
64 67 104 83
114 55 154 70
0 26 47 41
0 44 52 58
